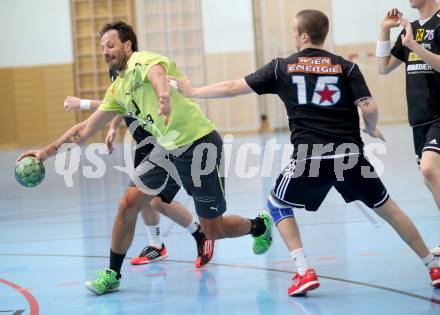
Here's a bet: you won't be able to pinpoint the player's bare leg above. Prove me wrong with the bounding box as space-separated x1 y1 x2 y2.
85 187 152 294
199 215 252 239
275 214 319 296
374 198 440 287
151 198 192 227
420 151 440 209
112 187 153 253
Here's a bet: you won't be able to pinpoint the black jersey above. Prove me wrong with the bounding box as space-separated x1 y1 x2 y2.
108 69 154 145
245 48 370 158
391 11 440 127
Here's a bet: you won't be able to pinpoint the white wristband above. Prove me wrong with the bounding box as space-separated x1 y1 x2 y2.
80 99 92 110
376 40 391 58
169 79 178 89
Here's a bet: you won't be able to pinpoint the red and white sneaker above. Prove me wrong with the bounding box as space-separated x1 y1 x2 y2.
130 244 167 265
195 238 215 268
430 267 440 288
288 268 320 296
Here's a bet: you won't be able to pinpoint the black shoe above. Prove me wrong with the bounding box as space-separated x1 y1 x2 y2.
195 238 215 268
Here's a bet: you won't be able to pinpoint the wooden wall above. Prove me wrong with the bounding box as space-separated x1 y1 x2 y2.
335 43 407 123
0 64 75 148
0 0 409 149
204 52 261 132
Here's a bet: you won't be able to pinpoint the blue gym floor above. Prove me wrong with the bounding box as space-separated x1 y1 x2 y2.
1 124 439 315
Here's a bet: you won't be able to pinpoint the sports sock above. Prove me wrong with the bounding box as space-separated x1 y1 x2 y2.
290 248 309 276
423 253 440 269
186 217 199 234
109 249 126 278
249 217 265 237
188 220 205 244
145 224 162 248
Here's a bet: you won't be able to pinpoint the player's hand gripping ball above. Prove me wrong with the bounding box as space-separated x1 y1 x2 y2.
15 156 45 187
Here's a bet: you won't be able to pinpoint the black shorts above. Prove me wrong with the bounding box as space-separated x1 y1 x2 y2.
124 116 155 168
128 146 181 204
271 155 389 211
125 117 180 204
129 130 226 218
412 119 440 164
170 130 226 219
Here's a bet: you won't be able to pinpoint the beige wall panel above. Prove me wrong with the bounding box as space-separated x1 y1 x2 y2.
335 44 407 123
0 64 75 148
42 65 77 140
13 67 48 145
0 69 18 147
205 52 260 132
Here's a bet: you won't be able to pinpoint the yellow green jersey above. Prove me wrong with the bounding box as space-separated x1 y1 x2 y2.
99 51 215 150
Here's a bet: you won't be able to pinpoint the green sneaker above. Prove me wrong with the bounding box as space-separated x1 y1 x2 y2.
85 269 120 295
252 211 273 255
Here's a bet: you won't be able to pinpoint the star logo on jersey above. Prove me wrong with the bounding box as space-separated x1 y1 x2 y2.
316 84 338 105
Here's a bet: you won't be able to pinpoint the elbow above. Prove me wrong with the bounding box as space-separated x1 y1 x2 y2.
378 66 390 75
225 84 237 97
363 106 379 118
226 81 241 97
225 89 236 97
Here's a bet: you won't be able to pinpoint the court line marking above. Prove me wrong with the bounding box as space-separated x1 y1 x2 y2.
0 253 438 305
0 278 39 315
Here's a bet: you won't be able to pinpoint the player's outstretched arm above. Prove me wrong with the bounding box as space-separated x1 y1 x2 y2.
377 8 403 74
63 96 102 111
105 115 124 154
169 76 253 99
355 97 385 141
399 18 440 72
17 110 117 163
147 64 173 125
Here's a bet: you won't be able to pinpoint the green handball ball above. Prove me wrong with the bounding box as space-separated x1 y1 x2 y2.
15 156 45 187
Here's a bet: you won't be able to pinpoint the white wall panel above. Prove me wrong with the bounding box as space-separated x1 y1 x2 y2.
0 0 73 68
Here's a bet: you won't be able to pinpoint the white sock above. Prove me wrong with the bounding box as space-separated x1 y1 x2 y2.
431 246 440 256
145 224 162 248
290 248 309 275
185 217 200 234
423 253 440 269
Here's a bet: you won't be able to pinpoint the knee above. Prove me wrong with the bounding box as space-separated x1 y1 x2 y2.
150 197 163 211
420 162 438 184
267 197 294 225
118 195 139 216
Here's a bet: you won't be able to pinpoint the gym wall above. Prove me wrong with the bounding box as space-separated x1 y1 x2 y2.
0 0 75 148
0 0 426 147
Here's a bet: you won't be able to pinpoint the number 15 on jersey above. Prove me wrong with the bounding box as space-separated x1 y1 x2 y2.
292 75 341 106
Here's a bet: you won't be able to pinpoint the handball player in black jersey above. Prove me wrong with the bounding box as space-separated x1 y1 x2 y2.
378 0 440 257
173 9 440 295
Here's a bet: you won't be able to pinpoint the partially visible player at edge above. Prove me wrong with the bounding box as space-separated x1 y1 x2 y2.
377 0 440 256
